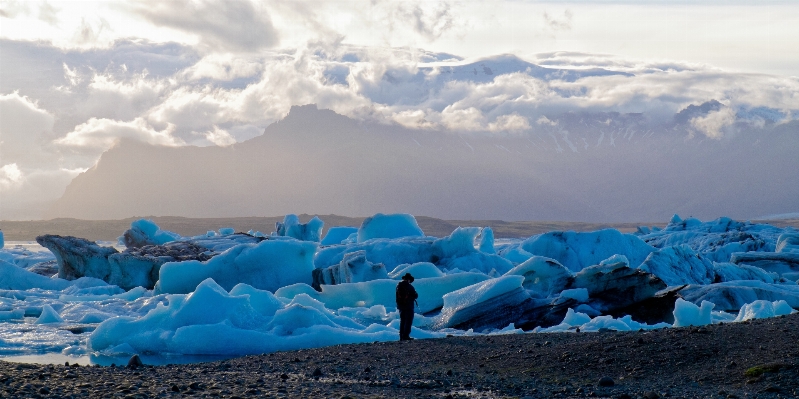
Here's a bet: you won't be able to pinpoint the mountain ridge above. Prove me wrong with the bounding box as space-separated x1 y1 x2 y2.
46 104 799 222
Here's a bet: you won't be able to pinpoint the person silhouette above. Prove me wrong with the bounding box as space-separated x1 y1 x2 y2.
396 273 418 341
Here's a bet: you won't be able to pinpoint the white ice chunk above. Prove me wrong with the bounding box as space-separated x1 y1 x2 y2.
35 304 64 324
357 213 424 243
673 298 714 327
562 308 592 326
734 300 795 322
156 239 316 294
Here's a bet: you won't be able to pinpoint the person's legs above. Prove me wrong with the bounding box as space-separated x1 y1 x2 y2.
399 308 414 340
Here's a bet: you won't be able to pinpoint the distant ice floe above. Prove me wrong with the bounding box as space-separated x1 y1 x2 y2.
0 213 798 361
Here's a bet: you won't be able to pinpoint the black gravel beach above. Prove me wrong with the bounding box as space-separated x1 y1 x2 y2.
1 313 798 398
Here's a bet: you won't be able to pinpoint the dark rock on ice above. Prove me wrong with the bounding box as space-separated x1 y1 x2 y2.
573 259 667 313
108 241 215 290
605 285 686 325
37 234 239 290
26 260 59 276
36 235 118 281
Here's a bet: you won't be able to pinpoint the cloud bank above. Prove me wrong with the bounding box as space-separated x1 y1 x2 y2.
2 1 799 219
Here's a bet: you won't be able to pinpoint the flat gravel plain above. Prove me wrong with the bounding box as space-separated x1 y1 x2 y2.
1 313 798 399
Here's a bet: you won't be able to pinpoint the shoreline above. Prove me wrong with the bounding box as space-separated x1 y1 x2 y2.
1 313 797 398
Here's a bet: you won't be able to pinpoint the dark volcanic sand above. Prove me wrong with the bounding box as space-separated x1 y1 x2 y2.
2 314 798 398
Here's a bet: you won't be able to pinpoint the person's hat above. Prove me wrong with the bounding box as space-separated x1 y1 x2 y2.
402 273 414 282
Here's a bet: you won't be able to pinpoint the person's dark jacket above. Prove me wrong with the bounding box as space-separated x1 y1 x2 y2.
395 280 418 310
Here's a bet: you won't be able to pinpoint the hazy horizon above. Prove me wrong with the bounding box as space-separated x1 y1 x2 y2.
2 1 798 221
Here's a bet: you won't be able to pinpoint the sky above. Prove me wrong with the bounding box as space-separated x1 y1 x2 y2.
1 0 798 220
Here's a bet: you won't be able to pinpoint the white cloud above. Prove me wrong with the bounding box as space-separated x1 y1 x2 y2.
488 113 530 132
690 106 737 139
202 126 236 147
0 163 23 191
55 117 184 151
0 92 55 165
131 0 279 52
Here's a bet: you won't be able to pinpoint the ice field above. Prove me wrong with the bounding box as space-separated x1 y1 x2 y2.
0 214 798 365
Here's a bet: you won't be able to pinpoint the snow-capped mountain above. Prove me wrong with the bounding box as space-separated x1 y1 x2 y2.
46 103 799 222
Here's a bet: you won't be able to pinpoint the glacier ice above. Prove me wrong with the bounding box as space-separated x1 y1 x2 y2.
357 213 424 242
479 227 495 254
672 298 714 327
734 299 794 321
122 219 180 248
680 280 799 311
156 239 316 294
2 213 799 362
638 245 716 286
433 275 531 330
388 262 445 280
275 214 324 242
311 250 388 289
503 256 574 298
320 226 358 245
315 226 512 275
519 229 654 272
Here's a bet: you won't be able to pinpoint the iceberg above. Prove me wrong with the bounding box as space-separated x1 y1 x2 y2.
638 245 716 286
89 279 397 355
503 256 574 298
320 226 358 245
672 298 714 327
156 239 317 294
433 275 531 330
681 280 799 311
713 262 779 283
734 299 794 321
573 258 667 312
121 219 180 248
36 235 119 281
357 213 424 242
311 250 388 289
275 214 324 242
315 226 512 275
519 229 654 272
